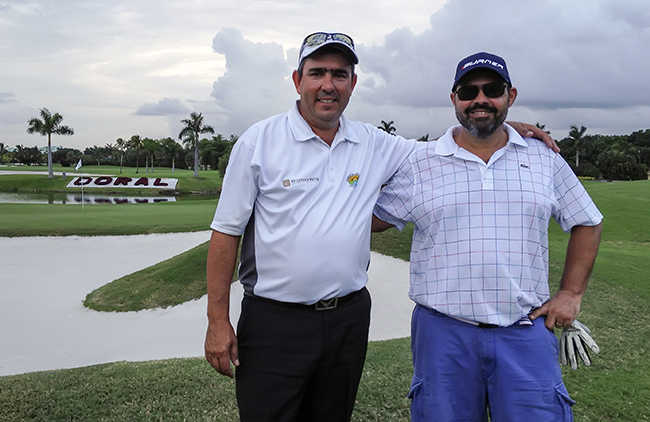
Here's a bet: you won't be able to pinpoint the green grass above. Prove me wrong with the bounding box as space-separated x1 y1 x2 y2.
0 340 411 422
84 242 211 312
0 166 221 237
83 242 240 312
1 179 650 421
0 201 217 237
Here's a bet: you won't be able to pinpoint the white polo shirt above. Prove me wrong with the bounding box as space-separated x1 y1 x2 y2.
374 124 603 326
211 101 416 304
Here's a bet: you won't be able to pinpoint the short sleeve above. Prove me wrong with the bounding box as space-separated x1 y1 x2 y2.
210 136 258 235
552 154 603 232
373 156 416 231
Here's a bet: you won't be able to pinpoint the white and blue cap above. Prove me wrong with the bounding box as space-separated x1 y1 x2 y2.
298 32 359 66
453 52 510 89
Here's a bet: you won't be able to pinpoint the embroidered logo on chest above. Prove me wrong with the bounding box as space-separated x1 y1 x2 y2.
347 173 360 188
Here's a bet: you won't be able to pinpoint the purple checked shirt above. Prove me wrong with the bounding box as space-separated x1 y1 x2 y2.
374 124 603 326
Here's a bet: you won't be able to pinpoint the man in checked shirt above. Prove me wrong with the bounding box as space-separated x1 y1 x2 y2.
372 52 603 421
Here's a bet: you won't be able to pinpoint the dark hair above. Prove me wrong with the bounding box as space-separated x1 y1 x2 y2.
297 46 355 78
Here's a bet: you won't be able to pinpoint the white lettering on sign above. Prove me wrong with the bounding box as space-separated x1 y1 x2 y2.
66 176 178 190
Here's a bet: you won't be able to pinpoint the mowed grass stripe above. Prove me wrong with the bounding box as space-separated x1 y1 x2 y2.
0 201 217 237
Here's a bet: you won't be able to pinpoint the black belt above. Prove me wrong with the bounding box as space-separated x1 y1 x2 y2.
244 288 363 311
478 322 499 329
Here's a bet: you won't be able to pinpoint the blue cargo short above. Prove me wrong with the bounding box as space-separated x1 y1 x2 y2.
409 305 574 422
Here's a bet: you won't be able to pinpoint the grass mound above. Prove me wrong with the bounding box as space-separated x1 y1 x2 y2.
84 242 210 312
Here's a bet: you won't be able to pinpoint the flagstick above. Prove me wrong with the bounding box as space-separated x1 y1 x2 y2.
75 158 84 210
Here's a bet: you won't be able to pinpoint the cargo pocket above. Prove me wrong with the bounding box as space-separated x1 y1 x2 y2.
407 375 425 420
554 382 575 421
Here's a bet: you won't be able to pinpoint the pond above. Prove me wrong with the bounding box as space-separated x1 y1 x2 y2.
0 192 178 205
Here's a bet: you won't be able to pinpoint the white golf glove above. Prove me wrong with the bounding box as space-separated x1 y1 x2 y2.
560 319 600 370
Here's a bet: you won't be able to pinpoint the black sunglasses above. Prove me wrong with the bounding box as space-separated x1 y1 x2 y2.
453 82 508 101
300 32 355 55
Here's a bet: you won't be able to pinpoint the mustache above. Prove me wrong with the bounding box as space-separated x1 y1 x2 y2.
465 104 498 114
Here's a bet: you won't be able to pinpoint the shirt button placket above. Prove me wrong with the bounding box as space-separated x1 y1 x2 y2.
328 149 335 182
482 164 494 190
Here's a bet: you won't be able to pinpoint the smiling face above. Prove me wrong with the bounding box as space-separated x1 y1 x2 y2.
451 71 517 140
292 51 357 138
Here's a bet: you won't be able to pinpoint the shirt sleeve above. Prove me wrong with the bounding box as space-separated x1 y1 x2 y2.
373 155 416 231
210 134 258 235
377 133 418 182
552 153 604 232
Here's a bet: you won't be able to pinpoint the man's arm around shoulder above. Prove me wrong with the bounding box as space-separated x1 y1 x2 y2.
205 229 241 378
530 223 603 330
372 214 394 232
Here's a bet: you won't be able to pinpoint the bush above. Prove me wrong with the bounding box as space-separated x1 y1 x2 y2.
574 162 602 179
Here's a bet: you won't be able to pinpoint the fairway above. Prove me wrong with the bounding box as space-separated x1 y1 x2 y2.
0 200 217 237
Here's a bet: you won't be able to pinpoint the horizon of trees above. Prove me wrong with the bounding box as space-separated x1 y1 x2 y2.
557 127 650 181
379 120 650 181
3 121 650 181
1 111 238 179
0 133 237 179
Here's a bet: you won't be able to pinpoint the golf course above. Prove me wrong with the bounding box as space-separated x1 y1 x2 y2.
1 165 649 421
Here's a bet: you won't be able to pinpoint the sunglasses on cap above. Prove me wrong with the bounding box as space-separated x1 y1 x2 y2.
300 32 355 52
453 82 508 101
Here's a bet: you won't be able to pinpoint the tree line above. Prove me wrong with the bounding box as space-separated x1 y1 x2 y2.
0 134 237 178
2 109 649 182
378 120 650 181
0 109 237 179
556 125 650 181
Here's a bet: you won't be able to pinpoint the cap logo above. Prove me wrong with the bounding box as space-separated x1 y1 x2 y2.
461 59 504 71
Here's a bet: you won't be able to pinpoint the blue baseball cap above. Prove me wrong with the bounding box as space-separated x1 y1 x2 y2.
453 52 511 89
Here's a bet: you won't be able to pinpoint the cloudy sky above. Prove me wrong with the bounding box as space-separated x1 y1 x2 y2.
1 0 649 150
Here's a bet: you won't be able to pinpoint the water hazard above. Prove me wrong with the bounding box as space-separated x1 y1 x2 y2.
0 192 177 205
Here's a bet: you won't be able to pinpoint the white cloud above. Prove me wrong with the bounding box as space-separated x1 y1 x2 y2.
210 27 295 132
1 0 649 149
135 98 191 116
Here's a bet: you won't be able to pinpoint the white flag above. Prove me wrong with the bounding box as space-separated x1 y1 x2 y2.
75 159 82 171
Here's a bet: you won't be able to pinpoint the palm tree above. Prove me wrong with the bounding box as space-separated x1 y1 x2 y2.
128 135 144 174
568 125 588 168
0 142 7 163
26 108 74 178
535 122 551 135
159 137 183 173
115 138 126 173
142 138 160 173
378 120 397 135
179 112 215 178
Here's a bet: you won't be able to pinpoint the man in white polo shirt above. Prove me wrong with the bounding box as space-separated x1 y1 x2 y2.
205 34 557 421
373 52 603 421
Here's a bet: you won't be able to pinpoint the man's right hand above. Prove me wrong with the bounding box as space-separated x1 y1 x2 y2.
205 321 239 378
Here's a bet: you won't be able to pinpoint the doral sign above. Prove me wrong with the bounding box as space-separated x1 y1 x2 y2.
66 176 178 190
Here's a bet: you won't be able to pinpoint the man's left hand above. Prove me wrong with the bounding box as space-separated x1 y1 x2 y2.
507 121 559 152
529 289 582 330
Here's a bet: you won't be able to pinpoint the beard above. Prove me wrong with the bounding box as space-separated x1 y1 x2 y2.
456 103 508 139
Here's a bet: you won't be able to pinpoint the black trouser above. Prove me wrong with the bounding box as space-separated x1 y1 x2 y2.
235 288 372 422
